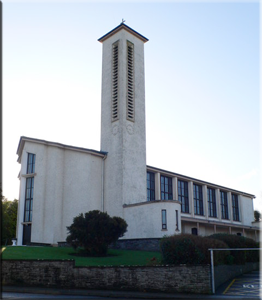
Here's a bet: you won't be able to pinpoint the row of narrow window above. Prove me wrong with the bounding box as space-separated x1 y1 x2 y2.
111 41 134 122
147 172 240 222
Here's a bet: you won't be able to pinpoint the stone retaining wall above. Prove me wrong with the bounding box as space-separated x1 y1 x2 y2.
2 260 211 294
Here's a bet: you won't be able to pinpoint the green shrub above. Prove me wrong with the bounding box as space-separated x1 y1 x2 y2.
208 234 259 264
66 210 127 256
160 234 228 265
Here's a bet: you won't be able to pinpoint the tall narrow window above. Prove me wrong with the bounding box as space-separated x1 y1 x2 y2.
147 172 155 201
207 187 216 217
112 41 119 122
27 153 35 174
175 210 179 230
126 41 134 121
194 184 203 215
220 191 229 219
24 177 34 222
161 175 173 200
232 194 240 221
178 180 189 213
162 209 167 229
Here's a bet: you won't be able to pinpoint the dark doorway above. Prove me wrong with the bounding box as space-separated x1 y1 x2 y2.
191 227 198 235
22 224 31 245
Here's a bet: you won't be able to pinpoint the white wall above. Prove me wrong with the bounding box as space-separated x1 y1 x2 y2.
123 201 181 239
17 141 103 245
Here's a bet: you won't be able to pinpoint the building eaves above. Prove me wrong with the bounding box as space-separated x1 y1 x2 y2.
16 136 107 163
147 165 256 199
98 23 148 43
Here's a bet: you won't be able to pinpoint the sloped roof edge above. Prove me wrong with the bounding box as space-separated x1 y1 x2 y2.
16 136 107 163
98 23 148 43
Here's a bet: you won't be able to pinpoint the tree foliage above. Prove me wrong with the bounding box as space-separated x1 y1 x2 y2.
66 210 127 256
2 198 18 245
254 210 261 222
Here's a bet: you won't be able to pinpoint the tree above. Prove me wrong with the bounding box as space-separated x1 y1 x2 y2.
2 198 18 245
66 210 127 256
254 210 261 222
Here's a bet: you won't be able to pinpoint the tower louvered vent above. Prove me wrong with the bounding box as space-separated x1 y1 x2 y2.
112 41 119 122
127 42 134 121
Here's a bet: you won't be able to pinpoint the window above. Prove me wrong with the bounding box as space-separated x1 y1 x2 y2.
178 180 189 213
162 209 167 229
220 191 229 219
175 210 179 230
193 184 203 215
161 175 173 200
147 172 155 201
207 187 216 217
24 177 34 222
232 194 240 221
27 153 35 174
126 41 134 121
112 41 119 122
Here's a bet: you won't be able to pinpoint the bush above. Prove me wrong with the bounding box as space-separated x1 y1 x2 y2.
66 210 127 256
160 234 228 265
208 234 259 264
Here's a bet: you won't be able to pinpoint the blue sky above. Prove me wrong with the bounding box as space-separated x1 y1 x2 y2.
3 1 261 211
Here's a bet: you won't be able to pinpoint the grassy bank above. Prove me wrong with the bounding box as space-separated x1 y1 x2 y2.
1 246 162 267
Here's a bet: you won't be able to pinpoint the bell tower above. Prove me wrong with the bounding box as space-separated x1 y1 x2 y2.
98 23 148 217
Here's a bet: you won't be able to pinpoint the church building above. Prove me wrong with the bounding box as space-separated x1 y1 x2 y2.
16 23 259 246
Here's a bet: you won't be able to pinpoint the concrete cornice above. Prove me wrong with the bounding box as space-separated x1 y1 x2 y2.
123 199 180 208
181 216 259 230
16 136 107 163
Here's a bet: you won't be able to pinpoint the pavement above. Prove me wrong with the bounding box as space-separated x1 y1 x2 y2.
2 285 261 300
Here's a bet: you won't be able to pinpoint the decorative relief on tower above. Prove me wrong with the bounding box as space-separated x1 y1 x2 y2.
126 124 134 135
112 124 119 135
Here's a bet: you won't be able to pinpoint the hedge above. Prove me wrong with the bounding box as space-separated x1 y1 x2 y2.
208 234 259 264
160 234 229 265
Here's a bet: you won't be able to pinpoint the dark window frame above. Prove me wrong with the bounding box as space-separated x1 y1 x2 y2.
175 210 179 230
178 179 189 213
193 184 204 215
27 153 36 174
220 191 229 219
207 187 217 218
160 175 173 200
232 194 240 221
147 172 155 201
24 177 34 222
162 209 167 230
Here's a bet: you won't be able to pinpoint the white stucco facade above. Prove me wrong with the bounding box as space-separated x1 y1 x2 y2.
16 23 259 245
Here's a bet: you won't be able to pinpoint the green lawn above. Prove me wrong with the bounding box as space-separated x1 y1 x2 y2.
1 246 162 267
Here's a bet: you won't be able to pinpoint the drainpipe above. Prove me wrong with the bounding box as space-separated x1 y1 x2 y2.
101 154 107 212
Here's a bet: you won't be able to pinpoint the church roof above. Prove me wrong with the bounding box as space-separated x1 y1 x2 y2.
98 23 149 43
16 136 107 163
